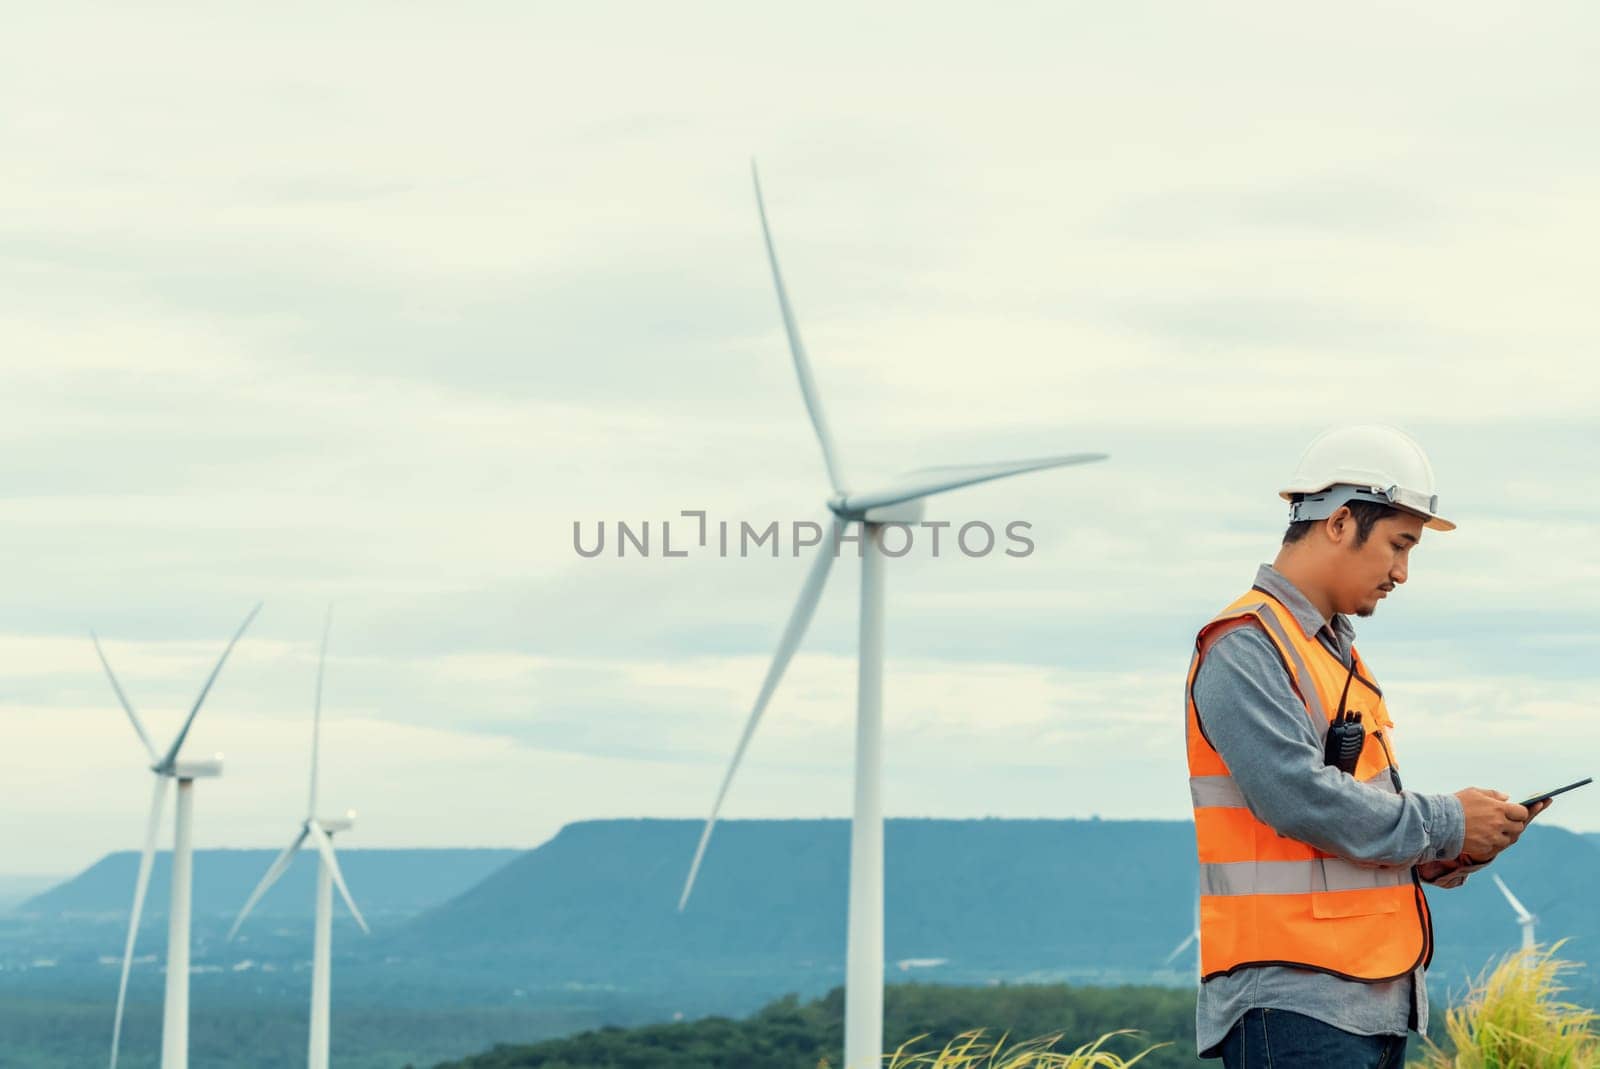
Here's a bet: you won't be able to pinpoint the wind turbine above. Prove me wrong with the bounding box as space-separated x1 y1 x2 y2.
227 606 369 1069
1162 893 1201 986
676 164 1108 1069
97 603 262 1069
1492 873 1538 952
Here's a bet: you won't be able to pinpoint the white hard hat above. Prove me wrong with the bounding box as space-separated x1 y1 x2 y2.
1279 425 1455 532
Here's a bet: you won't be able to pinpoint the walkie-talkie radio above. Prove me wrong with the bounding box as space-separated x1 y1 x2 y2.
1324 660 1365 775
1324 708 1365 775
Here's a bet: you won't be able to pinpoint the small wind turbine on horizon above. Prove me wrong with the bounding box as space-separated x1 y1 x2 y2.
1162 893 1201 986
1492 873 1538 952
228 606 369 1069
97 603 262 1069
676 163 1108 1069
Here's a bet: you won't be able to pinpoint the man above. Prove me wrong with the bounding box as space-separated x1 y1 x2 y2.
1185 425 1551 1068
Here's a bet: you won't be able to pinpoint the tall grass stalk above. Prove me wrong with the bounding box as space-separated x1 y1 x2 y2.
1419 942 1599 1068
878 1028 1165 1068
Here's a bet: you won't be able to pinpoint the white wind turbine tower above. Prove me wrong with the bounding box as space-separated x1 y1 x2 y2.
228 607 369 1069
677 164 1108 1069
1492 873 1538 952
97 603 262 1069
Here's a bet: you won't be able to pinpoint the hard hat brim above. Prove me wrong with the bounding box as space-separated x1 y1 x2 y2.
1416 511 1456 533
1281 485 1457 533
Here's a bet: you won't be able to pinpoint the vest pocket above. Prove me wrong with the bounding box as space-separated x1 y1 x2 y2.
1311 889 1399 919
1310 857 1403 918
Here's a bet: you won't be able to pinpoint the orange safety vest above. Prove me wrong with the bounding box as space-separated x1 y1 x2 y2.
1185 587 1433 983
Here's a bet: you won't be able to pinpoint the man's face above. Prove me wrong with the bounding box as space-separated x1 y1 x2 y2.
1336 512 1425 618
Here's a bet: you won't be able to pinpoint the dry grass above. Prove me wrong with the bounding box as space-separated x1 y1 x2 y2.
871 1028 1165 1068
1417 942 1600 1068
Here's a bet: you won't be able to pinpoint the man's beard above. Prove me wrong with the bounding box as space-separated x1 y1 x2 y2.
1355 605 1376 618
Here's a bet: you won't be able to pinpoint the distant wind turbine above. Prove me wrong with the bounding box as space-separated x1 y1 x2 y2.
895 958 949 973
98 603 261 1069
1162 893 1201 986
228 606 368 1069
1492 873 1538 952
676 163 1108 1069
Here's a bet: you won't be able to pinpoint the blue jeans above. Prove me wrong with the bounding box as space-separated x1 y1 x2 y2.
1221 1008 1407 1069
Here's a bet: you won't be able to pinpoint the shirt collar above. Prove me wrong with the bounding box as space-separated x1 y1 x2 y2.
1252 563 1355 648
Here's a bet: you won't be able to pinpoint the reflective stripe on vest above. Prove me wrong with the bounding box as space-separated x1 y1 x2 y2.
1186 589 1431 984
1190 767 1397 810
1200 857 1412 896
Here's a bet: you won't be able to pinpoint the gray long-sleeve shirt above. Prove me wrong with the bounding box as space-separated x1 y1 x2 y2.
1189 563 1468 1058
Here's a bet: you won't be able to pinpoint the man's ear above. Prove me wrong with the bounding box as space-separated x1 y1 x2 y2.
1324 506 1352 546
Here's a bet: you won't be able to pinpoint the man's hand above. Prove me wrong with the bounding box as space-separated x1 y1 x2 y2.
1456 788 1536 862
1419 800 1551 884
1416 857 1460 882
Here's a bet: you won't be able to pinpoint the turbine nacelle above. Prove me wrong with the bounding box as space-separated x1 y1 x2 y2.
166 755 224 780
314 811 356 835
827 453 1107 524
826 495 926 525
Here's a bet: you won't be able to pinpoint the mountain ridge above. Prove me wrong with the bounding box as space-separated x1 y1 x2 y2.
19 848 520 921
384 818 1600 1006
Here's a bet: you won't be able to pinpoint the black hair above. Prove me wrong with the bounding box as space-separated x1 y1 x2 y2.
1282 498 1396 548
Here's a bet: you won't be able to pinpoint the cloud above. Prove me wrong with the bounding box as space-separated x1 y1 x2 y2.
2 1 1600 875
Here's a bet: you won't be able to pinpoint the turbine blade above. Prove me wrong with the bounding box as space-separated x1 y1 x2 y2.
109 776 168 1069
308 604 332 820
1163 931 1197 966
1493 874 1534 922
227 827 309 941
679 514 844 911
158 602 262 771
308 823 368 935
843 453 1108 514
92 632 158 765
752 161 848 495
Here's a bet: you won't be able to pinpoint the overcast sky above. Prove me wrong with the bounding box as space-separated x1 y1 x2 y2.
3 3 1597 876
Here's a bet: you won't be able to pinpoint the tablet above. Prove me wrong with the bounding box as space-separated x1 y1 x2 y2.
1518 777 1592 810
